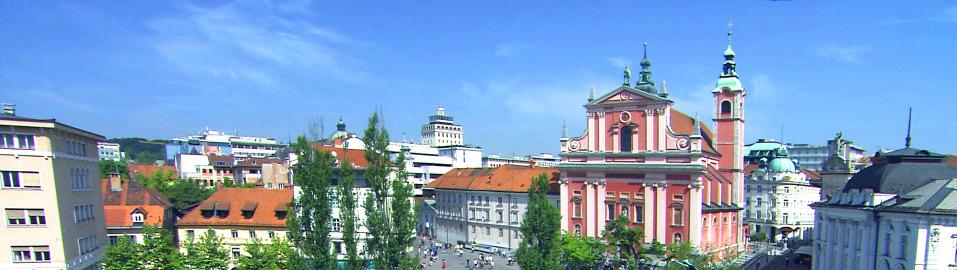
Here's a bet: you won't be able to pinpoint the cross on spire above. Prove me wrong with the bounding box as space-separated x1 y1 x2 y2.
727 19 733 46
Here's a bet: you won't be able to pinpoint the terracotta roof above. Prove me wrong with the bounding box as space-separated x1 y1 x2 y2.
425 165 558 193
948 155 957 168
744 163 759 176
208 155 235 166
101 178 173 228
237 157 283 167
311 143 369 168
802 169 822 180
669 108 718 154
176 188 293 228
128 164 178 178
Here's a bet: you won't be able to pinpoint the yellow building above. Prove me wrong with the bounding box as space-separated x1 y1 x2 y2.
176 188 292 258
0 105 107 269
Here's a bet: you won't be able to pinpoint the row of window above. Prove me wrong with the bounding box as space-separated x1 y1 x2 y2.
67 140 88 156
74 204 95 223
5 208 46 226
2 171 40 189
11 245 51 263
185 229 278 240
78 234 97 256
0 133 35 150
71 168 92 190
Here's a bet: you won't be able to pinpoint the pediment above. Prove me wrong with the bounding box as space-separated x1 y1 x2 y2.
588 86 667 106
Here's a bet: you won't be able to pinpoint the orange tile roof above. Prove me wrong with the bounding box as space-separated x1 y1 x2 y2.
176 188 293 228
311 143 369 168
425 165 558 193
947 155 957 169
802 169 822 180
669 108 718 154
101 178 173 227
744 163 760 176
128 164 178 178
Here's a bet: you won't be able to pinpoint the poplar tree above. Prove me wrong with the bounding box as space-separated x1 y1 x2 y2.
101 235 141 270
338 157 363 270
287 136 337 269
516 173 563 270
362 113 418 270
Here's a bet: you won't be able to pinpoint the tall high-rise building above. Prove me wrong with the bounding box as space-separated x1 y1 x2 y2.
1 104 107 269
421 107 463 147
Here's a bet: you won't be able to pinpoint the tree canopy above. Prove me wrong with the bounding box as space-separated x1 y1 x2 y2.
516 172 563 270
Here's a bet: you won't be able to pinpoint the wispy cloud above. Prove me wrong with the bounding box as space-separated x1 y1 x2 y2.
494 43 529 57
606 57 631 68
931 6 957 22
145 1 366 93
816 45 872 63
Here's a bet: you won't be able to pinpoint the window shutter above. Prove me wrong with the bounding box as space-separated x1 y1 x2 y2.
21 172 40 188
6 209 25 219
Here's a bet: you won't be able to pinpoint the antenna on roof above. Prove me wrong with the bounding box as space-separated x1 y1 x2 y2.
905 107 912 148
780 123 784 143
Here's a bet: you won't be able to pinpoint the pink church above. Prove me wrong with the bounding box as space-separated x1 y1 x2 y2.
558 39 746 255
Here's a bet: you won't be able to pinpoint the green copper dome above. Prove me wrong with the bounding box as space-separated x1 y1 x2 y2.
768 158 797 173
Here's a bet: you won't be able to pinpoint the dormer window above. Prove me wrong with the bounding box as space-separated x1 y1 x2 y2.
131 212 144 223
242 202 258 219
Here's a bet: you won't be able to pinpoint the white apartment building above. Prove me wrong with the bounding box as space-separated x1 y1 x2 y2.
1 105 108 270
421 107 463 147
165 129 287 160
424 165 560 251
786 133 866 172
743 145 819 243
811 146 957 270
388 142 483 196
96 142 124 161
482 155 531 168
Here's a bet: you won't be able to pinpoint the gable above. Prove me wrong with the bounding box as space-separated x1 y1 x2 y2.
588 86 668 106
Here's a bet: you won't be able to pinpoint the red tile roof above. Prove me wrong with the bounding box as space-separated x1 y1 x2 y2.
802 169 822 180
425 165 558 193
176 188 293 228
128 164 178 178
311 143 369 168
101 178 173 227
744 163 760 176
669 108 718 154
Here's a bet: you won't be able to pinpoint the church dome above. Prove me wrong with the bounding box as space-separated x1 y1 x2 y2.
768 157 796 173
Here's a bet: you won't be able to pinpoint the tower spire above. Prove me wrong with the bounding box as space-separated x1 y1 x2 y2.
905 107 912 148
562 119 568 138
722 21 738 77
636 42 657 93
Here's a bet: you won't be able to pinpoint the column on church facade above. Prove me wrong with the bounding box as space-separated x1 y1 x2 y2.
560 180 569 232
598 112 606 152
689 182 702 246
596 180 607 236
585 181 596 237
644 183 654 242
656 183 666 241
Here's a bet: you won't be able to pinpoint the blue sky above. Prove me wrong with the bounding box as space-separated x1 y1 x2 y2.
2 1 956 156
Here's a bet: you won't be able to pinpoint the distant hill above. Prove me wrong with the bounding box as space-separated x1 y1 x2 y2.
108 137 167 164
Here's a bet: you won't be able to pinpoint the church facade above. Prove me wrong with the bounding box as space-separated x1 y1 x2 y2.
558 39 746 255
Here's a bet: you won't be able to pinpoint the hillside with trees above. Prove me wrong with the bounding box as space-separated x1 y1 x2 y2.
107 137 166 164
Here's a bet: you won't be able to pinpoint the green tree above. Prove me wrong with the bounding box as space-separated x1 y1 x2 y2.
338 156 364 270
362 113 418 270
516 173 562 270
183 229 230 270
750 232 768 242
99 159 129 179
559 233 606 270
237 237 295 270
603 216 645 266
140 226 182 270
101 235 141 270
160 179 215 210
286 136 337 269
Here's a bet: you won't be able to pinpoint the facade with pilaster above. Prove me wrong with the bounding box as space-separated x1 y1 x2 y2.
811 145 957 270
558 39 746 256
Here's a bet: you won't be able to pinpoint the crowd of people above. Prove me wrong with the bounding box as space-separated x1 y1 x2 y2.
417 236 514 269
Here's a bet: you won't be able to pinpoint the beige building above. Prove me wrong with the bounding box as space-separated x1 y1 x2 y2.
176 188 292 259
0 105 107 269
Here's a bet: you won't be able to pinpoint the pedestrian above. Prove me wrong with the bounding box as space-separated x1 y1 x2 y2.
490 260 494 269
442 259 447 269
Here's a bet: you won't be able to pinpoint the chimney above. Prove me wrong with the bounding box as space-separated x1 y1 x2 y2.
1 103 14 116
109 173 122 192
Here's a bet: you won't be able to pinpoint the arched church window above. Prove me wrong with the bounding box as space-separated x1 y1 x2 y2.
620 126 633 152
721 100 732 114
